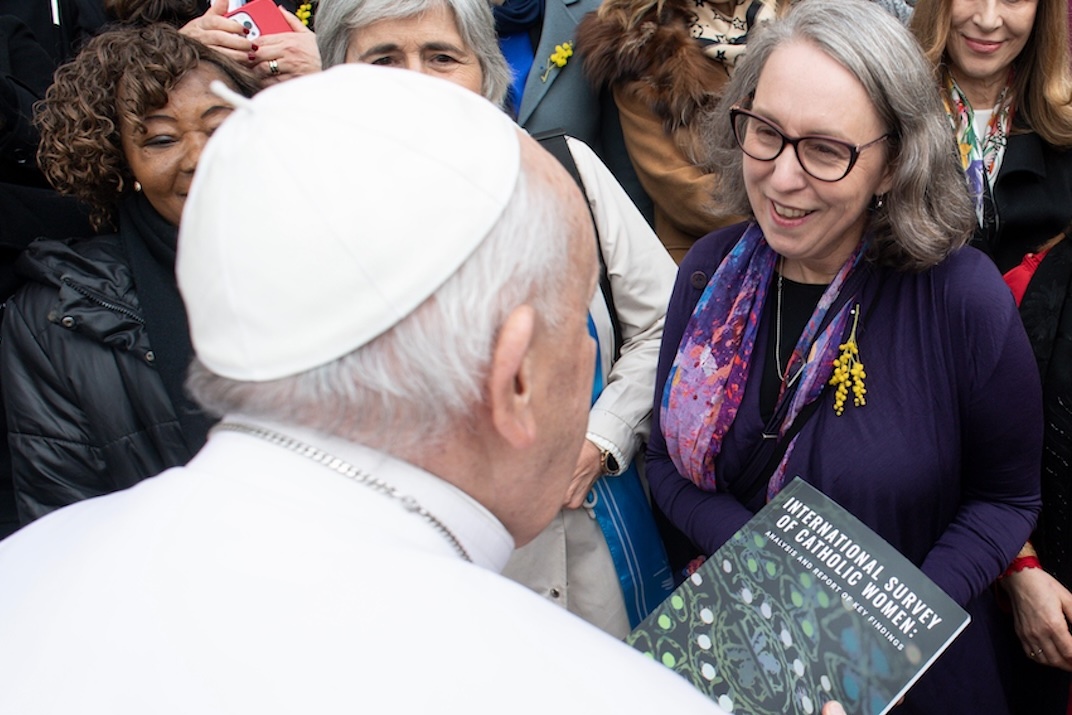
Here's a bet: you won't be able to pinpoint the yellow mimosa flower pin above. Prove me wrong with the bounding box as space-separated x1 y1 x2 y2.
540 41 573 82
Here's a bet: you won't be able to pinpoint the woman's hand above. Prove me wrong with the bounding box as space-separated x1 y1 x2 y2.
180 0 253 65
250 7 321 85
563 439 603 510
821 702 847 715
1002 566 1072 671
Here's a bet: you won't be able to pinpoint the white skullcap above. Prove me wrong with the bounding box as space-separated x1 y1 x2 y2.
177 64 521 381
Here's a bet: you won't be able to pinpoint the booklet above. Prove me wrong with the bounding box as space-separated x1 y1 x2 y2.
627 478 970 715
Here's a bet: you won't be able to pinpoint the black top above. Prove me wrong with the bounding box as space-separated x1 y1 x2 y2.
760 275 826 420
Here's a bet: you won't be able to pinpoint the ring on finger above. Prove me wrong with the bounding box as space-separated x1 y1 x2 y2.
269 59 280 76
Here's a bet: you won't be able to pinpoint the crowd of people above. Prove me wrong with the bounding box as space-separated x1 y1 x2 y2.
0 0 1070 713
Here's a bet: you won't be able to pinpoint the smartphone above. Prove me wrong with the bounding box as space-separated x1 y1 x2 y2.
225 0 292 40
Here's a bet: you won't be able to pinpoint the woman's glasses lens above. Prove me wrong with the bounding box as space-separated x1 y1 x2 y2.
731 110 854 182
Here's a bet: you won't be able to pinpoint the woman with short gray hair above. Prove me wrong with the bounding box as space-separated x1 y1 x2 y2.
316 0 511 106
648 0 1040 712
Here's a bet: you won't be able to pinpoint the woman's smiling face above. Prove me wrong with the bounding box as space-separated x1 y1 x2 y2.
120 63 237 227
743 41 893 283
946 0 1037 108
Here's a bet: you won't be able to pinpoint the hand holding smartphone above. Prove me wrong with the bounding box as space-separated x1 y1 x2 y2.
225 0 292 40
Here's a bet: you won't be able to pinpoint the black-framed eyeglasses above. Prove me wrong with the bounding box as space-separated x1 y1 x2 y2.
730 106 889 182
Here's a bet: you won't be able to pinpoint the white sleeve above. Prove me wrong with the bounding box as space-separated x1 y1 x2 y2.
566 137 679 471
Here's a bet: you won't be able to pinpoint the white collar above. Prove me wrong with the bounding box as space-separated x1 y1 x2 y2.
213 415 516 572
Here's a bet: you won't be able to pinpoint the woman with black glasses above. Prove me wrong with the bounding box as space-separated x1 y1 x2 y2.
647 1 1042 712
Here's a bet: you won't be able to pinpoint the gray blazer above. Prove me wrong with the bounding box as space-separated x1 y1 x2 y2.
516 0 653 222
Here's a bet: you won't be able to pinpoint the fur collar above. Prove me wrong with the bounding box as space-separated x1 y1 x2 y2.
576 0 730 132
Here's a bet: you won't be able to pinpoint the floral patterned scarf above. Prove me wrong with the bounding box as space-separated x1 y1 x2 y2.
661 223 865 496
689 0 778 74
942 69 1013 225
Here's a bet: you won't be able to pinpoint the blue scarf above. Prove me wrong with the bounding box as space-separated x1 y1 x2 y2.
586 314 674 627
492 0 544 35
494 0 545 117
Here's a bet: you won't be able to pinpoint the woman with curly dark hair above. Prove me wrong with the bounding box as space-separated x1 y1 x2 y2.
1 23 259 524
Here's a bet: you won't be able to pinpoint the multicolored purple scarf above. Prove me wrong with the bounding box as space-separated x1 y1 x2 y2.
661 223 864 498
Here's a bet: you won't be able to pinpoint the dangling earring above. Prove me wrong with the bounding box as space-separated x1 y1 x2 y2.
874 193 885 210
133 180 142 193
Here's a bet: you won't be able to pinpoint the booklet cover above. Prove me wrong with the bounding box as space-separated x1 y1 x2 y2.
627 478 969 715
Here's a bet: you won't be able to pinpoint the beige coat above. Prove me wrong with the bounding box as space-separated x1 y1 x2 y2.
502 138 677 638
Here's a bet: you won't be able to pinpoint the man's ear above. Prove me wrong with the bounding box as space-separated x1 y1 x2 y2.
486 304 538 449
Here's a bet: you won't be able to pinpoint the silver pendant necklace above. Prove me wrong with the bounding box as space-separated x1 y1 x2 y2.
774 259 806 389
212 422 472 563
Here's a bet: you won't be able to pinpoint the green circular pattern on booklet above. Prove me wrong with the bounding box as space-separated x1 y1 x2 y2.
624 527 909 715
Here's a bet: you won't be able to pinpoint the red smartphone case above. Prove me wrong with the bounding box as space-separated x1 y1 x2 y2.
225 0 292 38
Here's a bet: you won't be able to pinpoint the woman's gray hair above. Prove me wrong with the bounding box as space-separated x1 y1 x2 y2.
316 0 513 108
702 0 975 271
186 148 578 455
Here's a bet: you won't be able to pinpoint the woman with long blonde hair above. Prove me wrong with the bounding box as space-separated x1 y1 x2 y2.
911 0 1072 271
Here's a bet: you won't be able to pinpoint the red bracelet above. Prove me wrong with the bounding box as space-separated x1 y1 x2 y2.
1000 555 1042 579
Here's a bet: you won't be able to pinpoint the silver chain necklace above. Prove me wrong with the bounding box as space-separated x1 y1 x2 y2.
774 260 806 389
212 422 472 563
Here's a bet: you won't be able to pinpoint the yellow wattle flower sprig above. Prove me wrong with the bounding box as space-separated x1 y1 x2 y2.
540 41 573 82
828 304 866 416
296 2 313 26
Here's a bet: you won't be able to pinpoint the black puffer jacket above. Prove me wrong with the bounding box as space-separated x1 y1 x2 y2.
1 195 212 523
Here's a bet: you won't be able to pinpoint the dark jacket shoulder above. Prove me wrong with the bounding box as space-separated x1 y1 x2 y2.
13 233 149 355
986 131 1072 272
